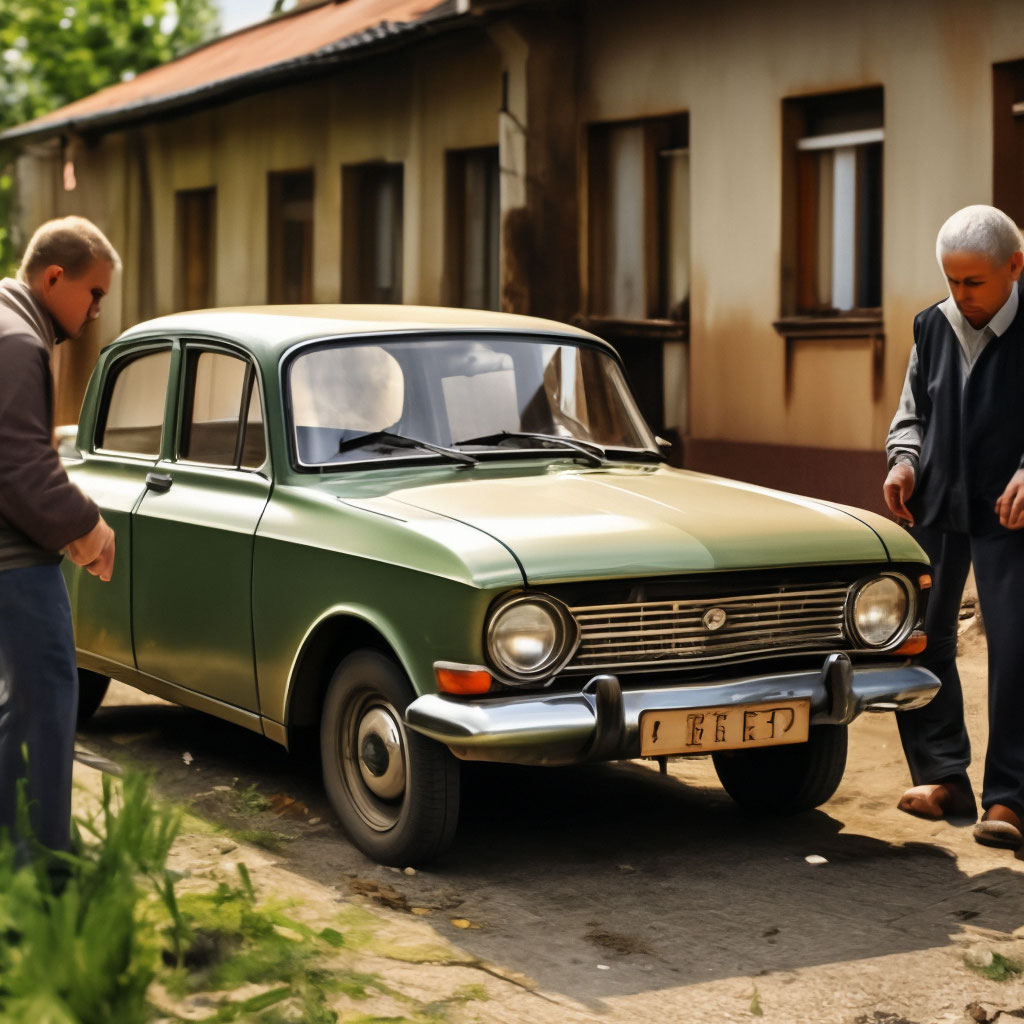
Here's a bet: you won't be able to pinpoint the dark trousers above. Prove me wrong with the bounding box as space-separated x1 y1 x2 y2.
897 523 1024 818
0 564 78 853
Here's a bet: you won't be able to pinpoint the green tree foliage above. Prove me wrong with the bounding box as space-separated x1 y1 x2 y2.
0 0 220 272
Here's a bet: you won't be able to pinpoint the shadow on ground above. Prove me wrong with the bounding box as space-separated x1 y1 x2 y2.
78 693 1024 1005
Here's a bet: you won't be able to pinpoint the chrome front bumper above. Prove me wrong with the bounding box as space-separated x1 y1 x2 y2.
404 655 940 766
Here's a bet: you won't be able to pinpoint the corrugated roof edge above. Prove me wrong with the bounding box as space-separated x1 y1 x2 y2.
0 0 463 145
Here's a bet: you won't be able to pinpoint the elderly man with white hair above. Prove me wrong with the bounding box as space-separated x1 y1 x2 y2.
884 203 1024 848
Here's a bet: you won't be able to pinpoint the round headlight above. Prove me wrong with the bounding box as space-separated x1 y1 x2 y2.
487 596 576 681
850 576 910 648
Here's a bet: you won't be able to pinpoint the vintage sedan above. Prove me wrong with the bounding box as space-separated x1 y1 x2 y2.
63 306 938 865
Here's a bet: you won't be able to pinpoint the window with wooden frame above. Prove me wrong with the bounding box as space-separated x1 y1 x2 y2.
993 60 1024 228
175 188 215 311
445 147 500 310
587 114 689 326
267 170 313 304
342 163 403 304
781 87 883 321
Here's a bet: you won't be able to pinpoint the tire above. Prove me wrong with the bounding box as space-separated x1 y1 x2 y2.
76 669 110 726
712 724 848 814
320 650 460 866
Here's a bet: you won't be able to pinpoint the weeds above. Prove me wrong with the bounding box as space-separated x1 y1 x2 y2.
0 772 180 1024
964 949 1024 982
0 774 486 1023
749 983 764 1016
227 783 271 817
223 827 295 853
158 863 394 1021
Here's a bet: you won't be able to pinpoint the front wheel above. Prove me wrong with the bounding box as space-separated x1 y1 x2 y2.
712 724 848 814
320 650 460 866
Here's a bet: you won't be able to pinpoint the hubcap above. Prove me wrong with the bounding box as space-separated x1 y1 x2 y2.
356 706 406 800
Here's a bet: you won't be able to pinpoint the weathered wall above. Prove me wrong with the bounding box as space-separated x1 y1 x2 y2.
15 0 1024 495
579 0 1024 453
19 29 502 421
17 136 133 422
139 30 502 313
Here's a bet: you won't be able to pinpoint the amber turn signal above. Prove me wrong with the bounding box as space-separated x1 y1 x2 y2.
435 666 492 695
894 631 927 655
918 574 932 590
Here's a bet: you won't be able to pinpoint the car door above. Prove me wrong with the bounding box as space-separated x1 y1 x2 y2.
64 343 174 673
132 342 270 713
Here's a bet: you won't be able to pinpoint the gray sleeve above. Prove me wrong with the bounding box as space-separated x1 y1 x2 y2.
885 345 922 473
0 334 99 551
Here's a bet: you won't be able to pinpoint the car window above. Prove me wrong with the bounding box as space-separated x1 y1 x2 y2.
180 349 266 469
287 336 657 467
240 383 266 469
440 348 519 442
97 348 172 456
439 343 619 442
539 343 635 441
290 345 405 464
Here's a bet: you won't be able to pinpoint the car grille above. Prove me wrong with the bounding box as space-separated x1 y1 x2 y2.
565 583 851 672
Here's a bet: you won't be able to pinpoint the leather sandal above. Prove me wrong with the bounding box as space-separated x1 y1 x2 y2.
973 804 1023 848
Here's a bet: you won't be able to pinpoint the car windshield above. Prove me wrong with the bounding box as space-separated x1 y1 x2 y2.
287 334 659 467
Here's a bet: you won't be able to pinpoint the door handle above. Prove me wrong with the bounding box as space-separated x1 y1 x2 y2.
145 472 173 493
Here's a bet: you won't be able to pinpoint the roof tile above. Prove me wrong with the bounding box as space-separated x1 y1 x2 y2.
19 0 452 134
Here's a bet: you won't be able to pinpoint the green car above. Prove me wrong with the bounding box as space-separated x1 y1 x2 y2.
63 305 938 865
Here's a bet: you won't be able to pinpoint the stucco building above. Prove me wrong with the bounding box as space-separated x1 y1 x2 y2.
6 0 1024 514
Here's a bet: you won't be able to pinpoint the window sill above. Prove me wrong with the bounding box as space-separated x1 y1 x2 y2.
577 316 689 342
772 312 883 340
772 312 885 400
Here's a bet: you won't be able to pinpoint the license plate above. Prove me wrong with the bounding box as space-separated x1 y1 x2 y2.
639 699 811 756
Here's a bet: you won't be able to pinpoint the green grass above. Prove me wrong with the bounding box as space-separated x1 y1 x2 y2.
220 827 295 853
226 783 271 817
0 773 490 1023
964 950 1024 982
159 866 393 1018
0 772 179 1023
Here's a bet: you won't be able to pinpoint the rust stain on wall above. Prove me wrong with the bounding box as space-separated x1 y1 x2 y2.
501 206 531 314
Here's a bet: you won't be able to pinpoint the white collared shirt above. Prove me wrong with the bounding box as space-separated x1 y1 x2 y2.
938 284 1019 379
886 282 1021 470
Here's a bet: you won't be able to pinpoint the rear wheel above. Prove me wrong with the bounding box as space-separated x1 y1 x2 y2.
712 724 848 813
76 669 110 726
320 650 460 866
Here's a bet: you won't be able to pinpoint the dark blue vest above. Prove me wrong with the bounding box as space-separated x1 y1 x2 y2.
908 295 1024 535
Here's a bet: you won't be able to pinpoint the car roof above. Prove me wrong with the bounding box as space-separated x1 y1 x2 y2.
115 305 610 358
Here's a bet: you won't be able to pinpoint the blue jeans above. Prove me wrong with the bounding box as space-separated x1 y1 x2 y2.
0 564 78 852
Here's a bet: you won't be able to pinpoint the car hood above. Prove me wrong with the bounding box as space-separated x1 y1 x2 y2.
371 464 899 584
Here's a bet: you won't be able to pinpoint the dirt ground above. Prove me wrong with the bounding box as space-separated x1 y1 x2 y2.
72 596 1024 1024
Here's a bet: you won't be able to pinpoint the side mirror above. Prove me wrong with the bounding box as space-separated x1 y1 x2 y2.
655 435 672 457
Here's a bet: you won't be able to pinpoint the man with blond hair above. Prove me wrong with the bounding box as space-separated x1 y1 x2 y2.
0 215 118 863
884 204 1024 848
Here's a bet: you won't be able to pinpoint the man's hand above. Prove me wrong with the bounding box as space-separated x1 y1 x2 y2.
66 516 115 581
883 463 916 526
996 469 1024 530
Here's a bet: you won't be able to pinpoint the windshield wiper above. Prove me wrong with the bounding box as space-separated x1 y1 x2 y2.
336 430 477 466
454 430 606 467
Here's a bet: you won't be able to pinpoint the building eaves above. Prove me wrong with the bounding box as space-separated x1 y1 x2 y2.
0 0 464 145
